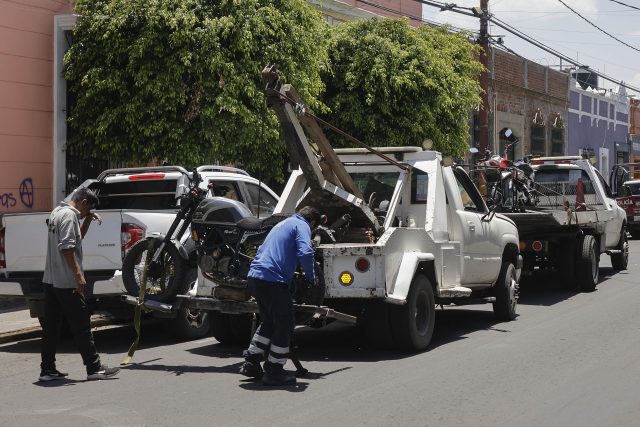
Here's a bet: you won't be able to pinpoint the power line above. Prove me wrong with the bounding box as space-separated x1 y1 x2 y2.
414 0 640 93
488 15 640 93
557 0 640 53
607 0 640 11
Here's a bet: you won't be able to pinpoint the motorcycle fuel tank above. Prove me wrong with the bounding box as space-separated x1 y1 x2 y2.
192 197 253 225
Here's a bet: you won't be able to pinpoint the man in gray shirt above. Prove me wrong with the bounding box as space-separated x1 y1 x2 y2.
39 187 120 381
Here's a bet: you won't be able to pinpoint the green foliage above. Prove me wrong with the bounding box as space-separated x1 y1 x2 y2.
65 0 328 182
321 18 483 157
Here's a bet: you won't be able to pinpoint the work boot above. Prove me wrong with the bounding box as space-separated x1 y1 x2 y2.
262 369 296 386
239 361 264 379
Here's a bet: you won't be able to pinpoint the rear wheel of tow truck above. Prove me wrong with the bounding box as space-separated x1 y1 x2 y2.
492 262 518 321
165 270 210 340
389 274 435 352
577 234 599 292
610 226 629 271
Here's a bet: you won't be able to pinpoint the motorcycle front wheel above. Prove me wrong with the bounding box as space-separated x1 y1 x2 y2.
122 237 187 302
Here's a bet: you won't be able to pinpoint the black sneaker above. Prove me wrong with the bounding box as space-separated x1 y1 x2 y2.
87 365 120 381
262 370 296 386
239 361 264 379
38 369 69 382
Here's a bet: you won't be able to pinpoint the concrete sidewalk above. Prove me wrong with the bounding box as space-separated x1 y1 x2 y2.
0 300 118 344
0 301 41 344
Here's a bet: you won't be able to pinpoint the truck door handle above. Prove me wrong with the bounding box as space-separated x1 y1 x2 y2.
467 221 475 232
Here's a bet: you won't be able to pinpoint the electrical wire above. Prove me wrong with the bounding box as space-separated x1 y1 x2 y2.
488 15 640 93
557 0 640 53
607 0 640 11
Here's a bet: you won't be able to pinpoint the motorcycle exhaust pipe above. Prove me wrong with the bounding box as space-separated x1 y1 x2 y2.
120 294 174 314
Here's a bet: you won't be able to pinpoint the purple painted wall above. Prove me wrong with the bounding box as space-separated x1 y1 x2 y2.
568 87 629 174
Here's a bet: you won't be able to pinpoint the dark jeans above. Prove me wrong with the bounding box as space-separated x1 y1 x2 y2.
40 283 101 374
243 277 294 373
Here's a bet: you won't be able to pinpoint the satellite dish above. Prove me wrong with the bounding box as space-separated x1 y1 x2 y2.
469 147 479 154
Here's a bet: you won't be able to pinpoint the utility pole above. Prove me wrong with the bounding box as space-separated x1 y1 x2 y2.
477 0 490 154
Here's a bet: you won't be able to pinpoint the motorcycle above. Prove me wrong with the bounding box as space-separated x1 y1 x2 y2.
190 201 351 307
122 170 207 302
476 145 538 212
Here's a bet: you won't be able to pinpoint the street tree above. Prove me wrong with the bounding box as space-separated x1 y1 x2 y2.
65 0 328 181
321 18 483 157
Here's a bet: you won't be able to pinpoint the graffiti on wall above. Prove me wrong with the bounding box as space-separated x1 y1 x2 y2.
1 178 34 209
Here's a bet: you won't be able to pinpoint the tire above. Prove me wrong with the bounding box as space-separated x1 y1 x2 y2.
228 313 254 345
361 300 396 350
165 270 210 340
610 226 629 271
389 274 435 351
577 234 599 292
122 237 187 303
210 311 234 345
492 262 518 321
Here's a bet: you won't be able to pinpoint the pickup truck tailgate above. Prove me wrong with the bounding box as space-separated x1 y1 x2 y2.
3 211 123 272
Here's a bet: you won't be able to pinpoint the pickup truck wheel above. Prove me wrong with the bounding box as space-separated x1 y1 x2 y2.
577 235 599 292
610 226 629 271
210 311 234 345
165 270 210 340
493 262 518 321
389 275 435 351
229 313 254 345
122 238 187 302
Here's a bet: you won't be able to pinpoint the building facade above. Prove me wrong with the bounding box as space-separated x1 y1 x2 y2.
0 0 72 213
485 48 569 162
1 0 417 214
567 73 629 182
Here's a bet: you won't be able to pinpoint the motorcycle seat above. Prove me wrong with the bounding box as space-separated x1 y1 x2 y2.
236 214 289 232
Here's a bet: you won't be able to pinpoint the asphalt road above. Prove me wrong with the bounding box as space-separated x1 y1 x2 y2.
1 240 639 427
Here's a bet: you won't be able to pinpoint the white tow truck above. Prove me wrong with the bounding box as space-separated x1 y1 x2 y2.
503 156 628 291
135 67 522 351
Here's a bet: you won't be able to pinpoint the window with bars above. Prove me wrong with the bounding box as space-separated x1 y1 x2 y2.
531 125 546 155
551 128 564 156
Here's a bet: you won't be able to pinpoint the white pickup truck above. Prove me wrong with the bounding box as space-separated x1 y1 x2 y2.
0 165 279 337
503 156 628 291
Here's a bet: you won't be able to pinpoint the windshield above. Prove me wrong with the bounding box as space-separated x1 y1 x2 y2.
350 172 399 210
533 168 600 208
625 182 640 195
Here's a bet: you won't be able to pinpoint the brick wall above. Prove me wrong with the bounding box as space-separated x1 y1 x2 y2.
490 49 569 157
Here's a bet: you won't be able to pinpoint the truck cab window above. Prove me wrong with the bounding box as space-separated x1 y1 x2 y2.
453 167 487 212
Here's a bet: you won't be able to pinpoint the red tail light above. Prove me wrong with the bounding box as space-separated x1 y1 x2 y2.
530 160 543 165
500 159 508 169
355 257 370 273
532 240 543 252
128 173 165 180
121 223 145 254
0 227 5 269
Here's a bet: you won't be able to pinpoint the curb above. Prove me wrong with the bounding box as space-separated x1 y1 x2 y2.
0 317 118 345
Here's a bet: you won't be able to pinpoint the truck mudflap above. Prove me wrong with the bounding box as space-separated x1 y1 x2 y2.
120 294 357 324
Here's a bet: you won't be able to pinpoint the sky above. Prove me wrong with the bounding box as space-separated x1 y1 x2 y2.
421 0 640 97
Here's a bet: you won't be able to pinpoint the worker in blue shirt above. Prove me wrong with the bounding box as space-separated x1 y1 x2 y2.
240 206 321 386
